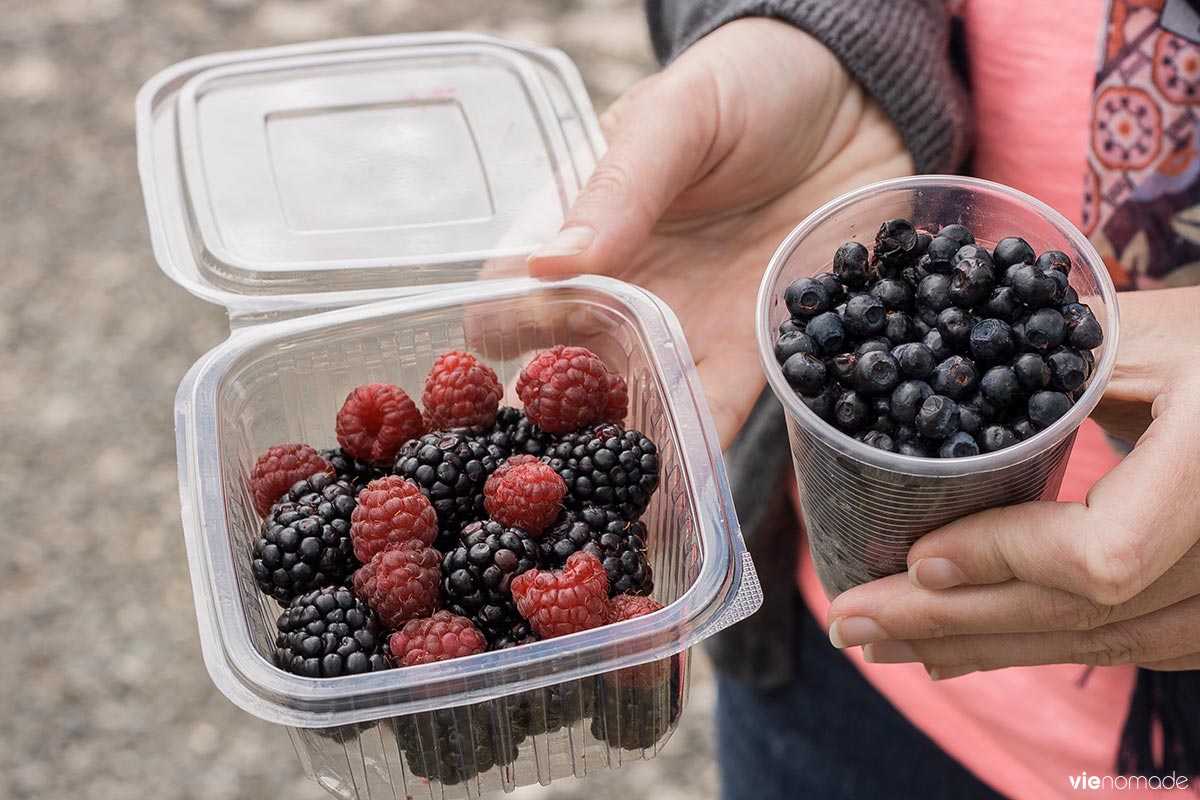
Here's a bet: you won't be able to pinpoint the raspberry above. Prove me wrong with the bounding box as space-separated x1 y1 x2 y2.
388 611 487 667
607 594 663 623
604 372 629 423
605 596 669 688
511 551 608 639
516 345 611 434
349 476 438 562
352 540 442 629
335 383 424 464
249 443 332 517
422 350 503 430
483 455 566 536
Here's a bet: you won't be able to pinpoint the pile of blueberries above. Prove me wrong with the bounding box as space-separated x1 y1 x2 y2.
774 219 1104 458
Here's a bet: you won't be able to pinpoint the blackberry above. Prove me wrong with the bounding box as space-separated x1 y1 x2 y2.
442 520 538 643
592 673 681 751
394 431 498 548
509 679 597 738
540 506 654 596
394 702 521 785
482 406 556 459
319 447 386 493
273 586 388 677
490 619 540 651
252 474 359 603
545 423 660 520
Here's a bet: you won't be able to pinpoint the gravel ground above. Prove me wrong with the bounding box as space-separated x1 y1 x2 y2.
0 2 721 799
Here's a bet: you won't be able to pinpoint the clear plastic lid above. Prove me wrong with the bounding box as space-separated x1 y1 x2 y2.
136 33 604 321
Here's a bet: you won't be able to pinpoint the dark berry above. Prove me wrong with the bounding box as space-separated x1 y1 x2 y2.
1012 416 1038 440
785 277 831 318
930 356 979 400
545 423 660 520
814 271 847 304
1028 391 1071 429
774 331 817 363
540 506 653 597
966 389 999 420
778 318 803 336
828 352 860 385
442 520 539 643
870 278 912 310
980 424 1018 452
874 218 919 272
486 407 555 459
783 353 828 395
1016 308 1067 353
1037 250 1072 275
856 336 893 355
949 257 996 306
806 311 846 354
938 224 975 247
854 351 900 394
871 395 893 425
1010 264 1060 307
958 403 983 436
982 286 1022 322
979 365 1020 408
861 431 896 452
395 702 519 785
1063 303 1103 350
926 235 959 272
892 342 936 379
845 294 887 336
800 385 836 420
1046 269 1070 300
915 232 933 255
394 431 498 548
917 274 953 312
1012 352 1050 392
952 244 994 269
936 307 977 351
318 447 385 494
890 380 934 425
1047 347 1089 393
969 318 1016 364
939 432 980 459
923 328 952 360
834 241 871 287
884 311 917 344
273 586 388 678
1063 286 1080 304
915 395 960 441
833 389 871 432
911 316 933 338
897 438 931 457
904 259 931 288
992 237 1036 269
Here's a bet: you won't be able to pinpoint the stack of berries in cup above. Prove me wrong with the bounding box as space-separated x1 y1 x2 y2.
246 345 664 679
774 219 1104 457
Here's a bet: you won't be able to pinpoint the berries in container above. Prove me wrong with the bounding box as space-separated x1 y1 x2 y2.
756 176 1118 596
139 32 759 800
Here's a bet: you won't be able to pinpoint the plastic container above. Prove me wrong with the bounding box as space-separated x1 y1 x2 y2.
756 176 1119 598
139 34 760 800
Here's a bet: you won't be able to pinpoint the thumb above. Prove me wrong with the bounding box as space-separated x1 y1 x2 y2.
527 72 716 277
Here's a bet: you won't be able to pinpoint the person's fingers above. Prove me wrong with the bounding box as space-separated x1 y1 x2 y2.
827 543 1200 646
903 388 1200 605
860 593 1200 671
526 68 719 278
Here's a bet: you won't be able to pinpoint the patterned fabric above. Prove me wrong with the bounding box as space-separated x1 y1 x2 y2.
1085 0 1200 288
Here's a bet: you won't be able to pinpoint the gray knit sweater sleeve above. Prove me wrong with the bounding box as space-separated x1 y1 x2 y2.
645 0 971 174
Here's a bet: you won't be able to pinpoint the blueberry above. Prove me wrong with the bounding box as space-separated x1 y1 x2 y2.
923 328 952 360
894 423 917 441
874 218 919 271
856 337 893 355
1063 286 1080 305
926 235 959 272
1011 416 1038 440
938 224 975 247
980 424 1019 452
1016 307 1066 352
979 365 1020 407
936 307 977 351
854 350 901 394
891 380 934 424
778 318 803 336
969 318 1016 363
828 352 860 385
775 331 817 364
871 278 913 310
897 438 932 457
845 294 888 336
911 315 932 337
992 237 1036 269
833 389 872 432
949 257 996 306
1009 263 1061 307
1080 347 1095 375
884 311 917 344
1012 352 1050 392
783 353 828 395
952 244 994 269
800 385 835 421
1046 347 1088 392
939 431 980 458
805 312 846 354
983 286 1023 322
966 389 999 420
872 395 893 420
813 271 847 304
1036 250 1072 275
861 430 897 452
1063 303 1103 349
834 241 871 287
930 355 979 399
915 394 961 441
903 260 930 289
1046 268 1070 300
917 273 953 312
958 403 983 436
1028 390 1071 428
892 342 936 378
915 232 933 255
916 304 941 328
785 277 831 318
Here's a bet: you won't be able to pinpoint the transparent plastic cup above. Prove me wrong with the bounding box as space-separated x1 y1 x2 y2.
755 176 1120 598
175 276 760 799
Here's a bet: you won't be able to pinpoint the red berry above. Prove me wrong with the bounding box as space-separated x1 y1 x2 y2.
335 383 424 464
511 551 608 639
422 350 503 430
604 595 670 687
483 455 566 536
516 346 611 435
350 476 439 562
352 540 442 629
249 443 332 517
388 610 487 666
603 372 628 424
606 594 664 624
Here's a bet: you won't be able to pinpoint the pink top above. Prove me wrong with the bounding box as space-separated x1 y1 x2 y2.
796 2 1188 797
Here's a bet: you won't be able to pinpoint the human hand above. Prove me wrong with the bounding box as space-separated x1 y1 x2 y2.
827 286 1200 677
526 17 913 447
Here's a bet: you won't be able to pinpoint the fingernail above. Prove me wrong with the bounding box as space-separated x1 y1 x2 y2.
829 617 888 648
528 226 594 260
929 665 976 681
862 641 919 664
910 558 965 590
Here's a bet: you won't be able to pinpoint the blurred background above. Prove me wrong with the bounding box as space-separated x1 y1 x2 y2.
0 1 721 799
